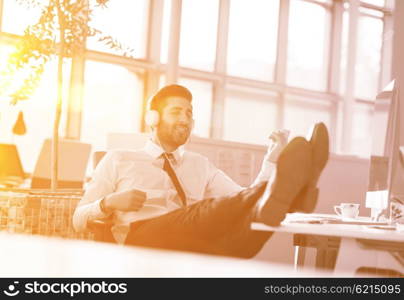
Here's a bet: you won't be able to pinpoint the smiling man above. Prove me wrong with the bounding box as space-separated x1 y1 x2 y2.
73 84 329 258
154 96 193 152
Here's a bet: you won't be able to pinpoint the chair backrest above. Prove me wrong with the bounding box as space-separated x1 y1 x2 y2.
93 151 107 170
31 139 91 189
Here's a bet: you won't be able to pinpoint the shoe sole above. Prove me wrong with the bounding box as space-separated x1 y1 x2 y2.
257 137 312 226
290 122 329 213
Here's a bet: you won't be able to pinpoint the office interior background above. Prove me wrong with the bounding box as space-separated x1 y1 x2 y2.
0 0 402 175
0 0 404 278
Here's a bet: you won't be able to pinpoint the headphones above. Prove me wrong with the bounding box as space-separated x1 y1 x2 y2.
145 109 160 127
144 85 195 129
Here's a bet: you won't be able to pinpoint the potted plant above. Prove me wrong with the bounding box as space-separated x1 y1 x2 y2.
0 0 133 190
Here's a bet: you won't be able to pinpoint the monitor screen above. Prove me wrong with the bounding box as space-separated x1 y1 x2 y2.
0 144 25 182
366 80 403 220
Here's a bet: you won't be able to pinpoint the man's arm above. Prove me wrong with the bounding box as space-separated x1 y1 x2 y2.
73 151 147 232
72 151 118 232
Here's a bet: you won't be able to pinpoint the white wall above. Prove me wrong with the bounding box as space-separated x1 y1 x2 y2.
316 154 370 215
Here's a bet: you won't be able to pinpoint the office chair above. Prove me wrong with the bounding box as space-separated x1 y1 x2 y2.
93 151 107 169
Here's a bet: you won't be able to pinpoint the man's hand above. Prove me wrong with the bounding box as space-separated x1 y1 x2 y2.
265 129 290 163
103 189 147 213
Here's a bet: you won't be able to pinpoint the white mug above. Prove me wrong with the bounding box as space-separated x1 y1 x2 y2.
334 203 360 220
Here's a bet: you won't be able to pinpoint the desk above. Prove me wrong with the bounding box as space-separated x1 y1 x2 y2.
252 213 404 277
0 232 341 277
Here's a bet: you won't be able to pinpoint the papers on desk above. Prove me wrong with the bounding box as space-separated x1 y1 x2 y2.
285 213 389 226
364 224 397 231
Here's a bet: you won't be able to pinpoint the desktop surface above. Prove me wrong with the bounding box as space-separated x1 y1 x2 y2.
252 213 404 242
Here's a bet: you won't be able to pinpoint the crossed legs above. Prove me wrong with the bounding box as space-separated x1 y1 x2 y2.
125 123 329 258
125 182 270 257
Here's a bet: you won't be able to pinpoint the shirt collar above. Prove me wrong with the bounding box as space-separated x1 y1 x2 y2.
144 139 185 163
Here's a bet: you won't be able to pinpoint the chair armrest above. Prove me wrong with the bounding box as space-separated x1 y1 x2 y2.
87 218 114 243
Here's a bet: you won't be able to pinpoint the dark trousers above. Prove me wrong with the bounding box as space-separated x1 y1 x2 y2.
124 182 273 258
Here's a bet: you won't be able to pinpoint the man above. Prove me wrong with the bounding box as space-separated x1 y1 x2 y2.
73 84 329 258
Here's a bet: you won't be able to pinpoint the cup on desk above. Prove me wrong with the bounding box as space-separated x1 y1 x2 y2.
389 199 404 226
334 203 360 220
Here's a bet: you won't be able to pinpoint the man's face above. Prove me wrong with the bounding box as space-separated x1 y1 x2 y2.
157 96 193 148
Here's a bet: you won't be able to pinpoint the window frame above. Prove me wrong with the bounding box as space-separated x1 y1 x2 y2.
0 0 394 159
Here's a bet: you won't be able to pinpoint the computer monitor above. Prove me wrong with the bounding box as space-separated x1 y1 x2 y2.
31 138 91 189
0 144 25 186
365 80 404 220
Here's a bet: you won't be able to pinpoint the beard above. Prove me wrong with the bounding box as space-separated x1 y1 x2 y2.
158 123 191 147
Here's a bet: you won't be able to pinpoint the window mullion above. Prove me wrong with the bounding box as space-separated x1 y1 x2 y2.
275 0 290 131
142 0 165 132
211 0 230 139
66 0 89 140
166 0 182 84
329 0 344 153
379 11 393 89
275 0 289 85
0 0 4 32
147 0 164 63
65 54 85 140
341 0 359 154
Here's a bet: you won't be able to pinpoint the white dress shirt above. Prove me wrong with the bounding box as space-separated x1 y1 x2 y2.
73 139 275 243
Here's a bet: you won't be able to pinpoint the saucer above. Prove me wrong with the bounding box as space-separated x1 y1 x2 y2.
396 222 404 232
339 216 359 222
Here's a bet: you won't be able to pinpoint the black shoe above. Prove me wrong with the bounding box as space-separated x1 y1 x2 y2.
290 122 329 213
255 137 312 226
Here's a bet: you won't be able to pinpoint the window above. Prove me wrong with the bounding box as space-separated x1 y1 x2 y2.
287 0 330 91
0 54 69 172
0 0 394 161
223 92 278 145
227 0 279 81
1 0 42 35
351 103 373 157
179 0 219 71
87 0 149 58
283 95 333 138
354 15 383 100
339 10 349 95
178 78 213 138
81 61 143 151
360 0 385 6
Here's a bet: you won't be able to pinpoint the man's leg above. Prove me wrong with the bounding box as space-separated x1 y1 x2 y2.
290 122 329 212
125 137 315 257
125 182 268 255
211 132 327 257
254 137 313 226
210 212 274 258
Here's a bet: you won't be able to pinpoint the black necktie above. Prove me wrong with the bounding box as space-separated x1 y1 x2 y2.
162 153 187 207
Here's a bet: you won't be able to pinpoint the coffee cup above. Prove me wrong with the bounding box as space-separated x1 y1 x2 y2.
389 199 404 225
334 203 360 220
